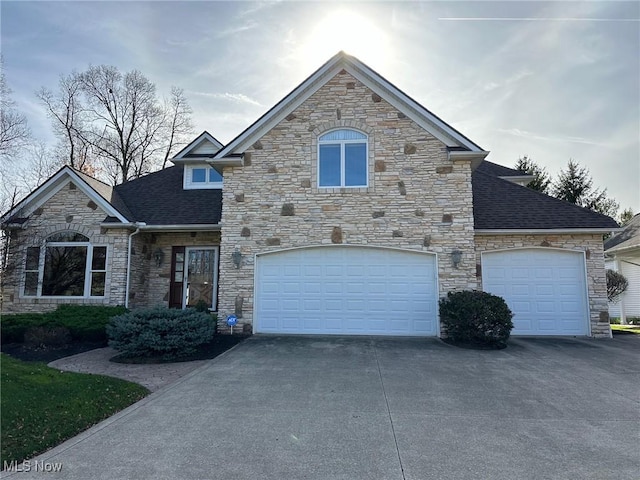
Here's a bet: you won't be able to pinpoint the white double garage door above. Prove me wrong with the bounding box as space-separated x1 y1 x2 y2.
254 246 589 337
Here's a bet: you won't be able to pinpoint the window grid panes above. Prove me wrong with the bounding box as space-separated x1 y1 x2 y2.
24 232 107 298
318 129 368 188
24 247 40 296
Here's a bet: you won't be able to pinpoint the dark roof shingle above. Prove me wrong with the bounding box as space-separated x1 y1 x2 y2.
476 161 527 178
604 214 640 252
472 171 619 230
114 166 222 225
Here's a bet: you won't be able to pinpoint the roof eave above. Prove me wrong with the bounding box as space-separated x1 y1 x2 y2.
214 52 484 159
449 150 490 171
100 223 221 232
475 228 621 235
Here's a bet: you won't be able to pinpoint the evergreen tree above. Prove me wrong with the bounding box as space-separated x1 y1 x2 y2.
514 155 551 194
552 159 619 217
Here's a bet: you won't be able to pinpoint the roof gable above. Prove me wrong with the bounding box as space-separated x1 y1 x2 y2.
1 166 130 225
172 131 224 162
214 51 486 159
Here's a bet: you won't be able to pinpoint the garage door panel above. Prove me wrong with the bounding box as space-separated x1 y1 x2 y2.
483 249 588 335
255 247 437 336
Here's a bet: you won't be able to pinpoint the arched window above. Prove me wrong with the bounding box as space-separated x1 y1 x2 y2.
23 231 107 297
318 129 368 187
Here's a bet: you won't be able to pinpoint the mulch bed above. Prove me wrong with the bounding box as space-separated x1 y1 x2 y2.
2 335 250 364
1 342 107 363
110 334 249 364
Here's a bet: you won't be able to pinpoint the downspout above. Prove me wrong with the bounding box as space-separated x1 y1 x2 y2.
125 222 146 309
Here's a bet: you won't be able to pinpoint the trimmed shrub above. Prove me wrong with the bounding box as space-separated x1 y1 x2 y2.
24 326 72 347
0 305 127 344
439 290 514 348
606 269 628 302
106 307 215 361
0 313 51 343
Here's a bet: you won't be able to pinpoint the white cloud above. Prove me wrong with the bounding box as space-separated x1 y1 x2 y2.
189 91 263 107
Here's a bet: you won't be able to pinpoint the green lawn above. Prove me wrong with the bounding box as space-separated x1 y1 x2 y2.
611 324 640 335
1 354 149 465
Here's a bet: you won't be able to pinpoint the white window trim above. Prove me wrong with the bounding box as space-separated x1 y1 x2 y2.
183 165 223 190
22 240 109 299
317 130 369 188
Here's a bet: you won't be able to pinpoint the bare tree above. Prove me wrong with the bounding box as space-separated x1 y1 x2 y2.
162 87 194 168
37 73 93 171
1 63 30 159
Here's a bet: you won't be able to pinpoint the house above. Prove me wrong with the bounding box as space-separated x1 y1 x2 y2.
605 213 640 323
0 52 620 337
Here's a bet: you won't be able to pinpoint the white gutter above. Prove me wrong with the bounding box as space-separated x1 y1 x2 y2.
101 223 221 232
125 222 146 309
475 228 622 235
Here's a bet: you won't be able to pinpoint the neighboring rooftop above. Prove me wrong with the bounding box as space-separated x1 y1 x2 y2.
472 170 619 230
605 213 640 252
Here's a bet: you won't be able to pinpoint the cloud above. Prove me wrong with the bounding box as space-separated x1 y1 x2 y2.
497 128 610 147
215 21 258 39
188 91 262 107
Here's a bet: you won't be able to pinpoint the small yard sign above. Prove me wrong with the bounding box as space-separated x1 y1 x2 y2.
226 314 238 334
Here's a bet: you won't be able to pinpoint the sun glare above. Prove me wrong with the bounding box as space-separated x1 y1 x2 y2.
301 9 389 70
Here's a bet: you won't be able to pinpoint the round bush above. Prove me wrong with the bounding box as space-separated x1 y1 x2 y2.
439 290 514 348
106 307 215 361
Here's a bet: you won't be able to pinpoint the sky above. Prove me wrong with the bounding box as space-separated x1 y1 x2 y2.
2 0 639 212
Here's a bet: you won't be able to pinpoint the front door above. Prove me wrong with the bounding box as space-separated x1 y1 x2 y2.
183 247 219 310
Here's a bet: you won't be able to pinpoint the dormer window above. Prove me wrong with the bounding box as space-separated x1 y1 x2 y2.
318 129 368 188
184 165 223 189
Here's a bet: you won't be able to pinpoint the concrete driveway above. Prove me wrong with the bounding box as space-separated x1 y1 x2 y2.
5 335 639 480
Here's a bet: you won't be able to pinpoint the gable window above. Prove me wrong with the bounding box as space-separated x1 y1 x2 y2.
185 165 223 189
23 232 107 298
318 129 368 188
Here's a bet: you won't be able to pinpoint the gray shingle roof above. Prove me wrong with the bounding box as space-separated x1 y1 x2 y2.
472 170 619 230
73 170 135 220
476 161 527 178
113 166 222 225
604 214 640 252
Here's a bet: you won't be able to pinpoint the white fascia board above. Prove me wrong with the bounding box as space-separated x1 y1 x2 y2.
65 170 129 223
173 131 224 160
605 243 640 255
214 53 483 158
348 60 483 151
100 223 221 232
2 167 128 224
215 63 345 158
475 228 622 235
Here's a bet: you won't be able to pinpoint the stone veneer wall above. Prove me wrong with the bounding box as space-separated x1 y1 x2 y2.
218 70 477 332
474 234 611 338
2 182 130 313
128 231 221 309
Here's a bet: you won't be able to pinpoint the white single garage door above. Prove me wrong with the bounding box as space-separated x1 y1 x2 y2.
255 246 438 336
482 249 589 335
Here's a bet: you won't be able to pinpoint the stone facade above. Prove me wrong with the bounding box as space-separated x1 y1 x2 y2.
217 71 477 331
474 234 611 338
128 231 220 309
2 181 130 313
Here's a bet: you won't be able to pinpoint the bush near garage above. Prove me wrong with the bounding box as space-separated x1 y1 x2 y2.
439 290 514 348
1 305 127 344
107 306 216 361
606 269 628 302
